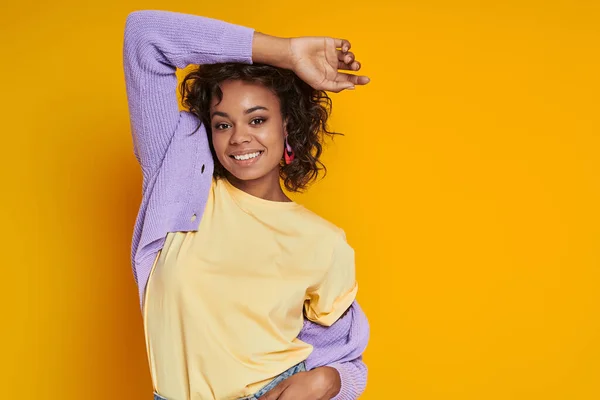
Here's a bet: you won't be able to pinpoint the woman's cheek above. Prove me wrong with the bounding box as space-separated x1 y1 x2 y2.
212 134 226 153
211 136 227 165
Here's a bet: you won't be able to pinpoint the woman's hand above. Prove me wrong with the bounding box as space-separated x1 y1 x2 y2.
257 366 341 400
253 32 370 93
289 36 370 92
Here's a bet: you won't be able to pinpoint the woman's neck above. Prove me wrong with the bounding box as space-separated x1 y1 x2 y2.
225 173 292 202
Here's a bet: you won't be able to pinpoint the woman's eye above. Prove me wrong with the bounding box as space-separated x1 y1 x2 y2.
251 118 265 125
214 123 229 130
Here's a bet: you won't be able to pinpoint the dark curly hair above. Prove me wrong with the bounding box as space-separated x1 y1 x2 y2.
180 63 340 192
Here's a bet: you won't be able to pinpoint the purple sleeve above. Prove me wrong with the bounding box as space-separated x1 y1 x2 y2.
122 10 254 176
299 301 370 399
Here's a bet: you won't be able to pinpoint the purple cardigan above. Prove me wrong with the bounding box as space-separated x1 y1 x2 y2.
122 10 369 399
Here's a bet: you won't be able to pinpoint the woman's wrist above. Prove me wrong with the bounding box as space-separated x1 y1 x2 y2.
252 32 293 70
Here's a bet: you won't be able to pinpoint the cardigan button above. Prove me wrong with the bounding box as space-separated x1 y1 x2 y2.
190 214 197 222
201 164 205 174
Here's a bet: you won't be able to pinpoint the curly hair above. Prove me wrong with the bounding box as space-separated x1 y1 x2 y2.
180 63 340 192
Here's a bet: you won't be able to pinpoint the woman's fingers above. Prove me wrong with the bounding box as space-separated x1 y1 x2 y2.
328 38 368 91
337 50 355 64
337 72 370 85
336 50 361 71
337 60 361 71
323 73 370 92
334 38 351 52
325 80 356 93
334 42 360 70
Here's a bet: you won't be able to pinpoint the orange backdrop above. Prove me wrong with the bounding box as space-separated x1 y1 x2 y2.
2 0 599 398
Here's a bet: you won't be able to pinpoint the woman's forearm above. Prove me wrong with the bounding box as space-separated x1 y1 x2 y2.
300 301 370 398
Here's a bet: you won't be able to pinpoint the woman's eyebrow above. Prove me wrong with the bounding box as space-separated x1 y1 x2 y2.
245 106 268 114
211 106 269 119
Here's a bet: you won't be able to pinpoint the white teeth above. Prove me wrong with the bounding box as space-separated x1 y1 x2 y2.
233 151 261 161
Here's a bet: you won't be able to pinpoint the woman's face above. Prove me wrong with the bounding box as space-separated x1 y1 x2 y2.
210 79 286 184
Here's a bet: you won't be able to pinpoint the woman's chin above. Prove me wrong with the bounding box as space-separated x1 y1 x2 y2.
225 167 265 182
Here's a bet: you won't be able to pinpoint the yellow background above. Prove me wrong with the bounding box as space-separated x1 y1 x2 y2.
2 0 599 398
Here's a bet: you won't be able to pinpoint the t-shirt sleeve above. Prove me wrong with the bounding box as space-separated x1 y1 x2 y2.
304 232 359 327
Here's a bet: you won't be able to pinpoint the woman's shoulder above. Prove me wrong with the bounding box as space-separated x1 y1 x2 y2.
294 206 345 240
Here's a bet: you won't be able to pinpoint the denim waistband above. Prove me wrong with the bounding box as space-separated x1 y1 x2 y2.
153 361 306 400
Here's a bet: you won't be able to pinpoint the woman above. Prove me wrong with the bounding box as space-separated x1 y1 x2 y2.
123 9 370 400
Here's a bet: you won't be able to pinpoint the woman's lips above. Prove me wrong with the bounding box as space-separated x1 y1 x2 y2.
229 150 264 166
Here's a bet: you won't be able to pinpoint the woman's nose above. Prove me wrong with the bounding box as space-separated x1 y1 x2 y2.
229 126 252 144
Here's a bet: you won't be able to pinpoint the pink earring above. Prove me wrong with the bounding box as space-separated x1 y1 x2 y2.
284 136 295 165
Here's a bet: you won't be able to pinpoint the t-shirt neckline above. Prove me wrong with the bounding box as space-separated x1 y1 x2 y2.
221 178 302 210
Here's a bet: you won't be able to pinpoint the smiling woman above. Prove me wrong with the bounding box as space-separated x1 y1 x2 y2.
123 9 370 400
181 62 340 195
209 79 290 195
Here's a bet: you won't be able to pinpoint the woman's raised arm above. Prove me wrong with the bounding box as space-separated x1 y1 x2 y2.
122 10 254 178
123 10 368 181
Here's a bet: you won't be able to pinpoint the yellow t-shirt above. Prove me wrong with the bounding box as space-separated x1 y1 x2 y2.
143 178 358 400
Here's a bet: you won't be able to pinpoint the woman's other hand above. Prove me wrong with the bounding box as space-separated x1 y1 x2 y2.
257 366 341 400
289 36 370 92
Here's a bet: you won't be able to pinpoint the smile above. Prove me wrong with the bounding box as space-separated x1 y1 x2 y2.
232 151 263 161
229 150 265 166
